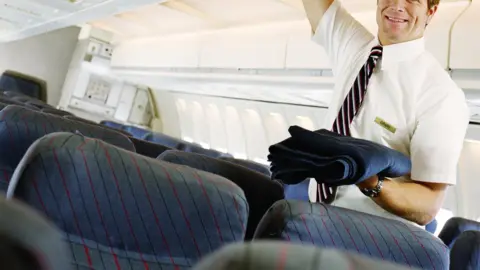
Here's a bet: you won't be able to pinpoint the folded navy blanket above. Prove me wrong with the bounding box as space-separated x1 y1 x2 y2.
268 126 412 186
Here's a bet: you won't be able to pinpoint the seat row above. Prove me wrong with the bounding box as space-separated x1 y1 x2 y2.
0 95 477 269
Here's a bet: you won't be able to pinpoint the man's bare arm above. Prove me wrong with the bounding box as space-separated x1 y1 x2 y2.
301 0 334 33
357 176 448 226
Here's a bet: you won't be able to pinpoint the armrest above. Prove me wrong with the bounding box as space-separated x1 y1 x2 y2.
438 217 480 248
450 230 480 270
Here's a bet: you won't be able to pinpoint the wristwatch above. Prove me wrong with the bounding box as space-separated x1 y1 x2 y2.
360 176 384 197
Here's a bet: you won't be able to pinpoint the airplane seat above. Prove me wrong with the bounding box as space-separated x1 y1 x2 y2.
100 120 124 130
253 200 449 269
8 132 248 268
122 125 151 139
193 241 418 270
217 157 271 176
129 137 172 158
449 230 480 270
438 217 480 248
0 195 69 270
178 142 227 158
0 96 31 108
40 108 73 117
142 132 185 149
0 105 135 190
158 150 285 240
65 116 133 136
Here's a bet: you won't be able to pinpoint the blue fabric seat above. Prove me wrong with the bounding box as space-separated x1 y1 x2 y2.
143 132 185 149
254 200 449 269
449 230 480 270
193 241 418 270
100 120 125 130
41 108 73 117
122 125 151 139
8 132 248 269
130 137 172 159
0 105 135 191
0 195 69 270
178 142 230 158
158 150 284 240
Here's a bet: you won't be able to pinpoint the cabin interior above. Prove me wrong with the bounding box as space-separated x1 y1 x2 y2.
0 0 479 269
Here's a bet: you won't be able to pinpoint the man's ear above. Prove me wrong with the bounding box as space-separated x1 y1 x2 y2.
426 5 438 26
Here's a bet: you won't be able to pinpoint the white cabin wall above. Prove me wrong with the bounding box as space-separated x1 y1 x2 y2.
0 26 81 106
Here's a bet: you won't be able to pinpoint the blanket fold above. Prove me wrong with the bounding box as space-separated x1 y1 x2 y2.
268 126 411 186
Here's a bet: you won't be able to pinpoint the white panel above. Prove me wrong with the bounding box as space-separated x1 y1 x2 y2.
258 103 290 145
204 100 228 152
190 100 210 146
114 84 137 121
450 1 479 69
241 105 269 160
284 105 318 131
223 101 247 158
199 26 288 69
457 139 480 220
285 20 331 69
72 70 91 98
112 34 201 68
423 2 470 69
175 97 194 141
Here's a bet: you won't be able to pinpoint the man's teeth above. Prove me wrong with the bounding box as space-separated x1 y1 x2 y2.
387 16 407 22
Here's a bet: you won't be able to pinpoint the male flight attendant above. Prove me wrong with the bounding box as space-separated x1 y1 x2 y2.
304 0 469 227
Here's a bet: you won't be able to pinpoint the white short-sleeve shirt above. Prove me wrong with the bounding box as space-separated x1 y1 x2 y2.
308 0 470 226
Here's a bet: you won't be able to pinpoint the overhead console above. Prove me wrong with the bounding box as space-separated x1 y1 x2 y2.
0 0 168 42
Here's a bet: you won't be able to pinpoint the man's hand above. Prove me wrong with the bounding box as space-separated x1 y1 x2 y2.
301 0 334 33
356 175 448 226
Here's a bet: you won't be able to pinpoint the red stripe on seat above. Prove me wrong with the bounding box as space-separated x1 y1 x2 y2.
53 149 93 269
99 143 149 269
192 171 223 243
131 155 179 269
79 147 121 270
159 165 202 257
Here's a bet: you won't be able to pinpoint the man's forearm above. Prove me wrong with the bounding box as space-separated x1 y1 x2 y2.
357 176 447 226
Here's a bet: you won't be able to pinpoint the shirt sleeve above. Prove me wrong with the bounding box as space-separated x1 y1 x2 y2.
410 88 470 185
311 0 374 76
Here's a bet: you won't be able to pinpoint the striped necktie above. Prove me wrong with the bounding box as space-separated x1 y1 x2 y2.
317 45 383 204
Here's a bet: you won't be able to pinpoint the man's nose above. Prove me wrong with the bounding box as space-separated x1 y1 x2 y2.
389 0 406 12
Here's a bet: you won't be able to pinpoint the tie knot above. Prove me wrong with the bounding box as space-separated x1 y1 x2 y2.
370 45 383 60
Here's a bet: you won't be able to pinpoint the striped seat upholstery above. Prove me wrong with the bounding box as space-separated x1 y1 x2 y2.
8 132 249 269
158 150 284 240
193 241 418 270
0 105 135 191
254 200 449 270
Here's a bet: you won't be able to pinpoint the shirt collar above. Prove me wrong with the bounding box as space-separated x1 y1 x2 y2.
378 37 425 70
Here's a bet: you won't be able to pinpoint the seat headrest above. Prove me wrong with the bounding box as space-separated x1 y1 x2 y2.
0 105 135 190
177 143 226 158
193 242 420 270
142 132 184 149
0 196 69 270
158 150 284 240
129 137 172 159
8 132 248 267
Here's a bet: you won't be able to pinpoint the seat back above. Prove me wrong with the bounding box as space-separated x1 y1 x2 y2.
8 132 248 268
254 200 449 269
0 196 69 270
193 242 419 270
143 132 185 149
178 143 227 158
129 137 172 159
438 217 480 248
122 125 151 139
41 108 73 117
158 150 284 240
0 105 135 190
449 230 480 270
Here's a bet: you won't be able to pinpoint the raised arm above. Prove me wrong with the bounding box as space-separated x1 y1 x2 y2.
301 0 334 33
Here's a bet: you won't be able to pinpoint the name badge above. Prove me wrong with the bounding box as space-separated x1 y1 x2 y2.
374 117 396 134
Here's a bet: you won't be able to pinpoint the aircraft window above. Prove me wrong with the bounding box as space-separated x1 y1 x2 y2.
205 103 228 151
225 106 247 158
242 109 269 161
191 101 209 146
175 98 194 142
294 115 315 130
434 208 454 236
264 112 289 145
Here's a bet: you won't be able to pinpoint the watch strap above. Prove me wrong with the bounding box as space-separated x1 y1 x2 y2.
360 176 384 197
